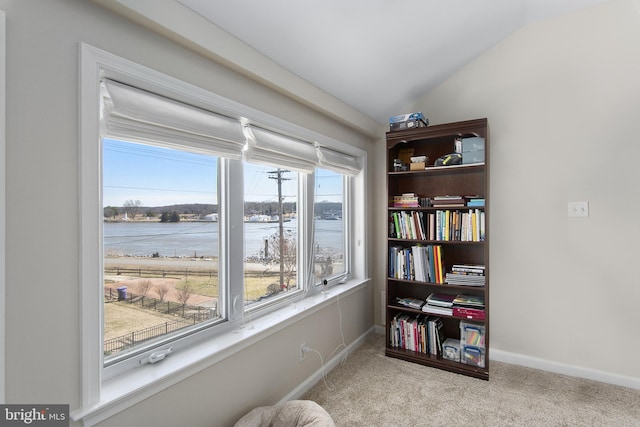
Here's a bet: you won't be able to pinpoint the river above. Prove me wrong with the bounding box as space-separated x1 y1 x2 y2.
104 220 343 258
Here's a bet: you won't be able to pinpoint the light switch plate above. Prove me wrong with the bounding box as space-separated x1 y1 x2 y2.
568 201 589 218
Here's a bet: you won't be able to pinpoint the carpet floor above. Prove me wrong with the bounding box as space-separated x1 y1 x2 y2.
302 333 640 426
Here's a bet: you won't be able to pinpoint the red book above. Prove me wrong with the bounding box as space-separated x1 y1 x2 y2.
453 307 486 320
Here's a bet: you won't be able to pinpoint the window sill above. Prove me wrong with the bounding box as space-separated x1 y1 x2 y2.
71 278 370 426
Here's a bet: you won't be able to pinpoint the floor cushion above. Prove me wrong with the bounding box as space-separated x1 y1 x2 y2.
233 400 336 427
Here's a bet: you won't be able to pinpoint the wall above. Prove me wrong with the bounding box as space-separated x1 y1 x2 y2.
0 0 374 425
398 0 640 383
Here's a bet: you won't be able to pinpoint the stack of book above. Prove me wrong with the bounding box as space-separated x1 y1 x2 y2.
392 193 420 208
430 195 465 208
445 264 486 287
422 293 455 316
452 294 485 320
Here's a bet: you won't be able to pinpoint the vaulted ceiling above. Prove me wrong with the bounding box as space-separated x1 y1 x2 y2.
176 0 608 123
95 0 608 133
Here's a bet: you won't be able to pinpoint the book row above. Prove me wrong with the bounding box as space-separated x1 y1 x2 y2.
389 313 486 367
389 209 485 242
391 194 485 209
389 312 445 356
389 245 445 283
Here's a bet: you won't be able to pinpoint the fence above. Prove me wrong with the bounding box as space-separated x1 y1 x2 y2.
104 265 217 279
105 287 214 316
104 318 192 355
104 286 217 356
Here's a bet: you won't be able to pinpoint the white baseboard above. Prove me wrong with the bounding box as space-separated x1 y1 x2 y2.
284 327 640 398
491 348 640 391
282 326 376 402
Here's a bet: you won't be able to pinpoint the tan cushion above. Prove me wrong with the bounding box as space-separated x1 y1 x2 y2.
234 400 336 427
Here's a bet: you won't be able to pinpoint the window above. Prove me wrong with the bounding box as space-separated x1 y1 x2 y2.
78 44 366 419
314 169 346 283
243 163 300 309
102 139 221 365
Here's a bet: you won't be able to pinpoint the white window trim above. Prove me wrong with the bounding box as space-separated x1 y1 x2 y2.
0 9 6 404
74 43 368 424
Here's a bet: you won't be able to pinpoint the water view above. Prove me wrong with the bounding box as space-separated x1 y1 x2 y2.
104 219 343 259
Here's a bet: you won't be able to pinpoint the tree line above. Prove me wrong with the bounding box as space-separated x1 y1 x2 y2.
104 199 342 220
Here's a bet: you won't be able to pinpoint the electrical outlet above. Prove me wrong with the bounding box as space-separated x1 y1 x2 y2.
299 342 307 362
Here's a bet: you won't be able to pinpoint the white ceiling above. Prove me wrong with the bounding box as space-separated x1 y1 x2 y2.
176 0 607 124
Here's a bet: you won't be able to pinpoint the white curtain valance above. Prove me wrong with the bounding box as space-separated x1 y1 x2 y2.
315 145 362 177
101 79 245 159
243 125 318 174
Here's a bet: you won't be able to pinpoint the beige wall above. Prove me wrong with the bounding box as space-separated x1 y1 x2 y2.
4 0 639 424
0 0 374 425
396 0 640 380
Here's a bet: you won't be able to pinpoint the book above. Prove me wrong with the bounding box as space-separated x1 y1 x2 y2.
422 305 452 316
392 193 420 208
464 196 485 207
453 294 485 309
396 297 425 310
434 245 444 283
431 195 465 208
452 264 485 274
427 317 445 355
432 195 464 202
426 293 456 307
422 293 455 316
445 273 485 286
453 306 486 320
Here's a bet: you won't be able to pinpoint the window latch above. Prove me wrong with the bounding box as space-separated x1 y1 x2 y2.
140 347 173 365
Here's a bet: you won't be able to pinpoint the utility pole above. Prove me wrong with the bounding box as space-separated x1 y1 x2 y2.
268 168 291 288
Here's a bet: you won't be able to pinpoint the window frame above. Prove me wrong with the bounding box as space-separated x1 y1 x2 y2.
77 43 367 421
312 169 350 287
241 163 306 314
100 141 226 370
0 10 6 404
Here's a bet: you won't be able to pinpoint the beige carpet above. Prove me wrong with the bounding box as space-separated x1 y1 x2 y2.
302 333 640 426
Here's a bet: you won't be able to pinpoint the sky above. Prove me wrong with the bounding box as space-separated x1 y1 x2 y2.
102 138 342 208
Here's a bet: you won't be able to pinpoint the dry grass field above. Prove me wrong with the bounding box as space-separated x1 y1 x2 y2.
104 302 181 341
103 257 293 343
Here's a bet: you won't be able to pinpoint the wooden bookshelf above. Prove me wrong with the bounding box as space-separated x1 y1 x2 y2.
385 118 489 380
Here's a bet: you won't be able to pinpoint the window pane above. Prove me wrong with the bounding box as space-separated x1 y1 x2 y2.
243 163 298 307
314 169 345 280
102 139 220 362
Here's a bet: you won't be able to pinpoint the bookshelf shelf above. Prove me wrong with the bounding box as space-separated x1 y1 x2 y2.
387 279 485 293
385 118 489 380
386 347 489 380
388 238 483 245
387 163 485 176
